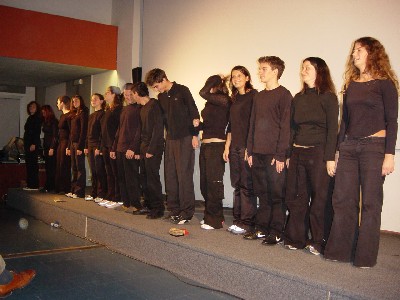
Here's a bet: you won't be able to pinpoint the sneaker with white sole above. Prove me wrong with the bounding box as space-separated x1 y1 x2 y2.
23 187 39 191
200 219 205 225
262 234 283 245
94 197 103 203
70 194 79 199
284 244 298 250
65 192 73 197
98 200 110 206
106 202 123 208
231 226 247 235
201 224 215 230
227 225 237 232
85 195 94 201
305 245 320 255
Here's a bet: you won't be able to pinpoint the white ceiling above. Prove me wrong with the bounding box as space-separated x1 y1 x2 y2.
0 56 108 87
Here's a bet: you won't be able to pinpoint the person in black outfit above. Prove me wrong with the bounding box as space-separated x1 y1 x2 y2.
198 75 230 230
283 57 338 255
23 101 42 191
66 95 89 199
145 69 200 225
84 93 107 201
40 105 58 193
55 96 71 194
111 83 142 211
325 37 398 268
100 86 123 205
133 82 165 219
223 66 257 235
246 56 292 244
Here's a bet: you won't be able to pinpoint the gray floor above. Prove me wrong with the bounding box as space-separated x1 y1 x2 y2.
0 205 238 299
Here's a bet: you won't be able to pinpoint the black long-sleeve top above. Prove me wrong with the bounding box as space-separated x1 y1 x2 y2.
199 75 230 140
23 114 42 148
227 89 256 149
140 98 164 156
289 88 339 161
247 86 292 161
86 110 104 149
113 103 141 153
58 112 71 141
100 106 122 150
69 107 89 151
158 82 200 140
338 79 398 154
42 118 59 150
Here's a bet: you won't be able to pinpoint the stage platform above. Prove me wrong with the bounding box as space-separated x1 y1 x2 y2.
5 188 400 300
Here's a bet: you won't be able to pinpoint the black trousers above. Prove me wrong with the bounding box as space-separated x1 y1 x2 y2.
251 153 286 235
103 147 120 202
55 139 71 193
43 148 57 191
24 146 39 189
284 146 333 252
229 147 257 231
70 142 86 197
200 142 226 229
140 152 164 214
325 137 385 267
87 147 107 198
116 152 141 208
164 136 195 220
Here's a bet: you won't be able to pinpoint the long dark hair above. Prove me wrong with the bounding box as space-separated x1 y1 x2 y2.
26 101 41 116
300 57 336 95
70 95 88 115
41 105 56 124
229 65 254 101
107 86 123 110
92 93 106 110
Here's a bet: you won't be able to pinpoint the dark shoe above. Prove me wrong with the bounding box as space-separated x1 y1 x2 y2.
0 269 36 297
132 207 146 215
39 188 48 193
146 213 164 219
262 234 283 245
170 215 191 225
243 230 266 240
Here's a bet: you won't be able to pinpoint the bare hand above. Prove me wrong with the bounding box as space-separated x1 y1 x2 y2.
29 144 35 152
326 161 336 177
193 119 200 127
77 150 83 156
48 149 54 157
272 158 284 173
126 149 134 159
286 158 290 169
84 149 89 155
192 136 199 149
110 151 116 160
382 154 395 176
146 153 153 158
95 149 101 156
223 148 229 162
248 156 253 167
66 149 71 156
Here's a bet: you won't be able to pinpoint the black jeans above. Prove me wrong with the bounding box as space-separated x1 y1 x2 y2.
116 152 141 208
251 153 286 236
70 142 86 197
325 137 385 267
229 147 256 231
43 147 57 191
103 147 120 202
87 147 107 198
140 152 164 214
55 139 71 193
284 146 333 252
200 142 226 229
164 136 195 220
24 146 39 189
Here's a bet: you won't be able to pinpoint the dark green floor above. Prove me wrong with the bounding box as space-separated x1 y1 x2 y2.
0 205 238 299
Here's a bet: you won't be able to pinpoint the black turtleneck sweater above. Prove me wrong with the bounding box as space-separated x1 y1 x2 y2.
69 107 89 151
289 87 339 161
86 109 104 149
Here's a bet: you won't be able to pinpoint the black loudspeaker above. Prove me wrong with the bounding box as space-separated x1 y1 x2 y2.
132 67 142 84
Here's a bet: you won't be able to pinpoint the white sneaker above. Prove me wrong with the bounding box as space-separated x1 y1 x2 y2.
65 192 73 197
106 202 123 208
200 219 205 225
231 226 247 235
94 197 103 203
201 224 215 230
85 195 94 201
227 225 237 232
23 187 39 191
306 245 320 256
70 194 79 199
285 244 298 250
98 200 110 206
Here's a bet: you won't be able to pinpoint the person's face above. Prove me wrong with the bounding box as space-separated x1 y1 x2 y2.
301 60 317 88
91 95 103 109
231 70 249 91
56 99 62 111
352 42 368 71
124 90 134 104
132 91 140 103
104 89 114 103
152 78 168 93
72 97 80 109
258 63 276 84
29 103 37 115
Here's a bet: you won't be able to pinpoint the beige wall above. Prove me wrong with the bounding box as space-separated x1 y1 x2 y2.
142 0 400 232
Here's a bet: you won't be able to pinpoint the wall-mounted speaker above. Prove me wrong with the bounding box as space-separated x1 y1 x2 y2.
132 67 142 84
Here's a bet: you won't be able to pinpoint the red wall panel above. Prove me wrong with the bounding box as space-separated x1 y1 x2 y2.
0 5 118 70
